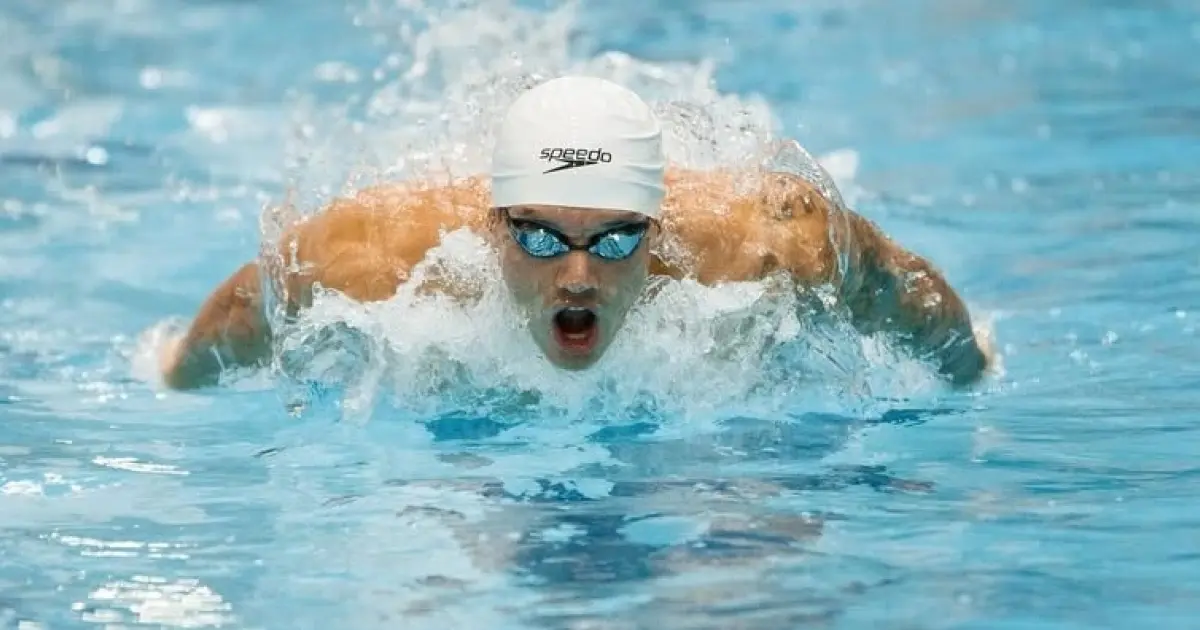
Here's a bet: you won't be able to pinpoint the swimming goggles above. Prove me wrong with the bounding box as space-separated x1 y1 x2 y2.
503 211 650 261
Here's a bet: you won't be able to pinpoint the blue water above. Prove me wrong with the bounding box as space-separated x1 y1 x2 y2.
3 0 1200 628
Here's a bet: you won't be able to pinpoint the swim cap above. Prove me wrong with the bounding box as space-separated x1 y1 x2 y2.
491 76 666 218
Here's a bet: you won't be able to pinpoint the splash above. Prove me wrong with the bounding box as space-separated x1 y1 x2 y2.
272 229 850 423
269 229 939 429
273 0 785 207
239 0 943 425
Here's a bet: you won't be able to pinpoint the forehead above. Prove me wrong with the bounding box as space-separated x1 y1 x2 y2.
506 204 645 227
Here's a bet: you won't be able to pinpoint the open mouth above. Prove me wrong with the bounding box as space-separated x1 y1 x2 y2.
552 307 599 355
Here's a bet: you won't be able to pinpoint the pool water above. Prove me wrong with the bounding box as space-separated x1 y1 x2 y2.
2 0 1199 628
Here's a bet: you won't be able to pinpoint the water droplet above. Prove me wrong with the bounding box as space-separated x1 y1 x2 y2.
84 146 109 166
139 67 163 90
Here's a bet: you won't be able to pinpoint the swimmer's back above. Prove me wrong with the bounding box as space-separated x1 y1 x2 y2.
272 176 491 308
655 168 841 287
276 169 841 303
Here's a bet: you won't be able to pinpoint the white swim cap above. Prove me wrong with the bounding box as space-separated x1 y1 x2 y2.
491 76 666 218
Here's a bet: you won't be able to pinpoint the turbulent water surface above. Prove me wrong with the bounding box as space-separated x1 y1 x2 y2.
2 0 1199 628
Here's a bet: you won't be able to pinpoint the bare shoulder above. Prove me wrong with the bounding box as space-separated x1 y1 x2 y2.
654 167 841 287
271 176 491 306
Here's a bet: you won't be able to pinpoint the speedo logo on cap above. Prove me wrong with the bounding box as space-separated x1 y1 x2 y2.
538 147 612 174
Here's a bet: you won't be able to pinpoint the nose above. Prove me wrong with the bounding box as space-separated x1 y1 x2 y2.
555 251 598 298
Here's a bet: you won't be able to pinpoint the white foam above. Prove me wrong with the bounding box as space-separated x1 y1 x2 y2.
271 227 934 427
129 317 184 388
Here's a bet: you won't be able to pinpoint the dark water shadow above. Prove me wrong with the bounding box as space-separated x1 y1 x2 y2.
387 405 960 606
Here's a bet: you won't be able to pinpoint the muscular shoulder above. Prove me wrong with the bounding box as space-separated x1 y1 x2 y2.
654 167 840 286
273 176 490 305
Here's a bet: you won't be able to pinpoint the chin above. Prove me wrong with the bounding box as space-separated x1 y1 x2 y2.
537 331 607 370
548 357 597 371
547 348 604 370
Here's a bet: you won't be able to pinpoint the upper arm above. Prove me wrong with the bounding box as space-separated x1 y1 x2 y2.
838 210 959 332
710 166 969 338
666 166 989 383
838 210 990 380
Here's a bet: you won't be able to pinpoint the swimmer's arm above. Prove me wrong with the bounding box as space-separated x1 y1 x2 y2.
159 189 423 390
158 252 398 390
160 262 271 390
840 211 991 386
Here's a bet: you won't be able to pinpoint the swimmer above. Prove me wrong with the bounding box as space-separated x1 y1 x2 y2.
158 76 994 390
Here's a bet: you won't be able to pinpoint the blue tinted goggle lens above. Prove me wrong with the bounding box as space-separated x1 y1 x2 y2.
506 217 648 261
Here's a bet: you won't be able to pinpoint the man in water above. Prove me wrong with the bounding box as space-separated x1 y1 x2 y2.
159 76 994 390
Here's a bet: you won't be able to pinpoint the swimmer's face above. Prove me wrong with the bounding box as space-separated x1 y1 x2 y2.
492 205 658 369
